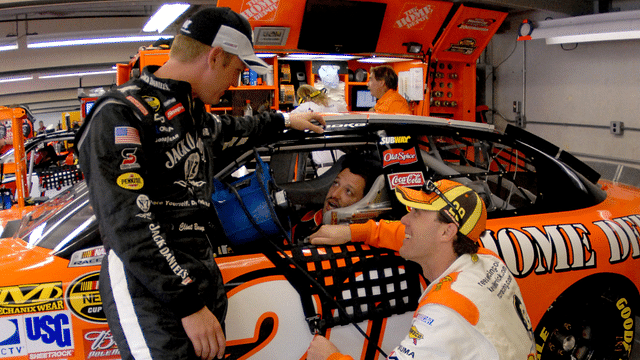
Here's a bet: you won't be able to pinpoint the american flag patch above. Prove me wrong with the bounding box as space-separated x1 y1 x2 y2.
115 126 141 145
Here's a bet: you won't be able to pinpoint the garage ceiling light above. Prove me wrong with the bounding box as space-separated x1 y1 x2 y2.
143 3 190 33
523 10 640 44
0 39 18 52
0 75 33 83
358 57 414 63
280 53 360 61
27 30 173 48
40 68 117 79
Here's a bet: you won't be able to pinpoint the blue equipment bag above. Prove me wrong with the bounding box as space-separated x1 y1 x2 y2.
212 152 289 246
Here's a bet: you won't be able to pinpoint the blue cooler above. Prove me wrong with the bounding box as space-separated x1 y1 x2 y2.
212 155 286 246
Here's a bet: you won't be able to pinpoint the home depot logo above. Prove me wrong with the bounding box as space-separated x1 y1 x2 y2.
241 0 279 21
395 4 434 30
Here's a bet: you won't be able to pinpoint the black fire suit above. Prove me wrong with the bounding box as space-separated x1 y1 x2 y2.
76 66 286 359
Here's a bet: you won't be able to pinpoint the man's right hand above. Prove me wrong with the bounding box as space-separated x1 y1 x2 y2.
181 306 226 360
309 225 352 245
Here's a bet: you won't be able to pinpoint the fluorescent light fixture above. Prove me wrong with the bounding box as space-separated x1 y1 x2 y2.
0 75 33 83
527 10 640 45
0 39 18 52
280 53 361 61
40 69 117 79
358 57 413 63
256 53 277 58
27 30 173 48
143 3 190 33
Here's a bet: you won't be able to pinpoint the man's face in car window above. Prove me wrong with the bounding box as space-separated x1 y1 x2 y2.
323 168 366 214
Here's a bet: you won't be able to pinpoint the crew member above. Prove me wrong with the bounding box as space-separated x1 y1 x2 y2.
307 180 536 360
76 7 325 360
293 153 381 241
367 65 412 115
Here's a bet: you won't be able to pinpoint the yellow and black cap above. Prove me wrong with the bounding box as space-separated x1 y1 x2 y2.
395 179 487 242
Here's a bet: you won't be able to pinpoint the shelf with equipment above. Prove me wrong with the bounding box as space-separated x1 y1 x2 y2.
116 48 280 116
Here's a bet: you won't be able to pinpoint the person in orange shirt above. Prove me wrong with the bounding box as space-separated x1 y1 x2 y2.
306 180 536 360
367 65 412 115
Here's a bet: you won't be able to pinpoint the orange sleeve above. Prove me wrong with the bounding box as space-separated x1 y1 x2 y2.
349 220 405 251
327 353 353 360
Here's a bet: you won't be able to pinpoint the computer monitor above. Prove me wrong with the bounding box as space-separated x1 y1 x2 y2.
351 87 377 111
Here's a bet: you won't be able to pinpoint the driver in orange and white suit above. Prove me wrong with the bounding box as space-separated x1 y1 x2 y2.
307 180 536 360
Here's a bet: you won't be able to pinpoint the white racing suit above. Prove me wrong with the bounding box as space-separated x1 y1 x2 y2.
386 248 537 360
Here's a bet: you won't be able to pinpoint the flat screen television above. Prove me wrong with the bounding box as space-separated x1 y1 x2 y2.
351 86 377 111
297 0 387 54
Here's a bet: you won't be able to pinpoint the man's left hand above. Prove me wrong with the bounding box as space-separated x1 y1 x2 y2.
289 113 325 134
307 335 341 360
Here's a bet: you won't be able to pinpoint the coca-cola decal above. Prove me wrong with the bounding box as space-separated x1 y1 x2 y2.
383 148 418 168
387 172 425 189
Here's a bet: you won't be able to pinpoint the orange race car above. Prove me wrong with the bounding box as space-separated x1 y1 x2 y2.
0 114 638 360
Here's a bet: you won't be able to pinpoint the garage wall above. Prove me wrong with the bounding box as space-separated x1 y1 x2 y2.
489 9 640 167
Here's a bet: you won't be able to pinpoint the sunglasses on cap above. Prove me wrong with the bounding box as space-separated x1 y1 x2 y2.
422 179 463 226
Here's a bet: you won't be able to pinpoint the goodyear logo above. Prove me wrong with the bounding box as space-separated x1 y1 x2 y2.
66 272 106 323
0 282 64 315
379 136 411 145
117 172 144 190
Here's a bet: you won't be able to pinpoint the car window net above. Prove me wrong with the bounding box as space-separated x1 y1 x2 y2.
288 243 424 330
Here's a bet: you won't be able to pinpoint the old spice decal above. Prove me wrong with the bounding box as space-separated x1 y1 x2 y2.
394 3 434 30
479 214 640 278
241 0 279 21
383 148 418 168
387 172 424 189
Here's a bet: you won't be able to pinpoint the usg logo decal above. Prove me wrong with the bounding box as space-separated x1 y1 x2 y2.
24 310 75 357
66 272 106 323
0 282 64 315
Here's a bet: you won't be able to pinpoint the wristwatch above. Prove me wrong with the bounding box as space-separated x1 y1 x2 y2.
279 111 291 128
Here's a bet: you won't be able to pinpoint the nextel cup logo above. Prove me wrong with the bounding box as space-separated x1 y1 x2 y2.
66 272 106 323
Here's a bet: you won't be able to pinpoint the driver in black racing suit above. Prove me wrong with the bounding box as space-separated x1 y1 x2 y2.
76 7 325 360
